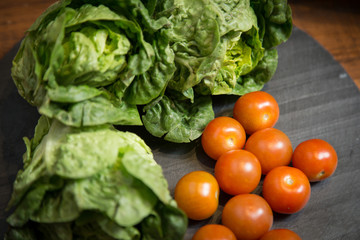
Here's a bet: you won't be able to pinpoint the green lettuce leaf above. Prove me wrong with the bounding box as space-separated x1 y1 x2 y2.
250 0 293 49
6 118 187 239
164 0 258 93
141 202 188 240
12 2 153 127
195 25 265 95
232 48 278 95
39 88 142 127
4 224 37 240
123 31 176 105
142 94 214 143
11 0 292 143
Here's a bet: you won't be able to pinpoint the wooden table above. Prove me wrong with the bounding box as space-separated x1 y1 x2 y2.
1 0 359 88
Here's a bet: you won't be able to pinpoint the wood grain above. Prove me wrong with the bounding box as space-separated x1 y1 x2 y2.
0 0 57 57
289 0 360 89
1 0 359 88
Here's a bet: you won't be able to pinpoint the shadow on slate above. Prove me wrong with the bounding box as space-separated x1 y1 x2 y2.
1 27 360 239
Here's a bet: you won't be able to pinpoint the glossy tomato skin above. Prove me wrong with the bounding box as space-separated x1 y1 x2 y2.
260 229 302 240
244 128 293 175
174 171 219 220
192 224 237 240
262 166 311 214
233 91 279 135
222 194 273 240
215 150 261 195
292 139 338 182
201 116 246 160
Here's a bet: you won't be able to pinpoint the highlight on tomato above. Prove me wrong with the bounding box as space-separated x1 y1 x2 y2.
214 150 261 195
174 171 219 220
233 91 279 135
222 194 273 240
192 224 237 240
201 116 246 160
244 128 293 175
262 166 311 214
292 139 338 182
260 229 302 240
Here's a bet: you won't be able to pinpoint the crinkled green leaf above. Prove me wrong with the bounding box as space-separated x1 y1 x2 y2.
122 149 172 204
212 0 258 35
4 225 37 240
164 0 258 94
39 90 142 127
46 85 102 103
7 120 187 238
30 166 157 227
7 177 64 227
7 121 73 210
232 48 278 95
12 2 153 127
124 31 176 105
165 0 223 92
12 0 292 143
195 25 265 95
251 0 292 49
97 215 140 240
142 94 214 143
141 202 188 240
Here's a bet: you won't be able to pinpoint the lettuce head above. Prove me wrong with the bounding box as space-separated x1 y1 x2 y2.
12 0 292 143
5 116 187 240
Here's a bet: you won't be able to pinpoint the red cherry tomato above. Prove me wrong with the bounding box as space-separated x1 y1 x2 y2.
262 166 311 214
244 128 293 174
214 150 261 195
192 224 237 240
201 116 246 160
260 229 302 240
222 194 273 240
174 171 219 220
233 91 279 135
292 139 338 182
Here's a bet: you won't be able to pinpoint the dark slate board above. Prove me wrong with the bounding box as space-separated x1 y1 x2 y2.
1 27 360 239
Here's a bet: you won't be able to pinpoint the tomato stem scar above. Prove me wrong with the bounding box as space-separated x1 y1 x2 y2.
285 176 294 185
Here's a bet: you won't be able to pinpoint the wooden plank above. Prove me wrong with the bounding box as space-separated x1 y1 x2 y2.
289 0 360 88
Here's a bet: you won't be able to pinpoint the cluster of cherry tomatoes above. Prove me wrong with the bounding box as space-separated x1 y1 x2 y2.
174 91 338 240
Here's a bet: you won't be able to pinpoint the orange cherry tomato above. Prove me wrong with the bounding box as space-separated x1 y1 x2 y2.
262 166 311 214
260 229 302 240
233 91 279 135
201 116 246 160
244 128 293 175
222 194 273 240
174 171 219 220
292 139 338 182
192 224 237 240
214 150 261 195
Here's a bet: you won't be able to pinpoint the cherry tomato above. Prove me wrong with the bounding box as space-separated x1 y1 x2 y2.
192 224 237 240
214 150 261 195
174 171 219 220
233 91 279 135
222 194 273 240
262 166 311 214
244 128 293 175
202 116 246 160
292 139 338 182
260 229 302 240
